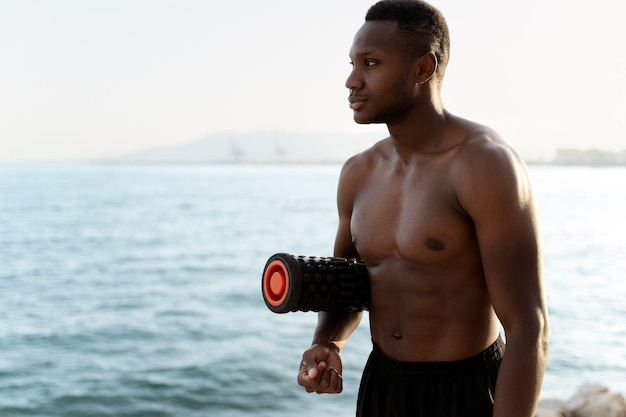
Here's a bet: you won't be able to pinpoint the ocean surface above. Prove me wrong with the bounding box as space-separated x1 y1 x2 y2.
0 162 624 417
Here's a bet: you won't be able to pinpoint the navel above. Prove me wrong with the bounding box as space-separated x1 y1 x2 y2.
387 330 403 340
425 238 445 251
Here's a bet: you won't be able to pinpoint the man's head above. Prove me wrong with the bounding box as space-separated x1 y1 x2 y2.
346 0 450 124
365 0 450 82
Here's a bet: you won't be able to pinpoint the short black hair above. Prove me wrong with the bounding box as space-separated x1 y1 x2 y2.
365 0 450 80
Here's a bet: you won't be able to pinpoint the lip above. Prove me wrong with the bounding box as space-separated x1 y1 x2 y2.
348 96 367 110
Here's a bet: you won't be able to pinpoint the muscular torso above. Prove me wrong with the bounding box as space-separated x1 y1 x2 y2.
350 136 500 362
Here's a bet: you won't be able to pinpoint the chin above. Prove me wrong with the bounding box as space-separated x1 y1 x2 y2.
353 113 384 125
354 118 385 125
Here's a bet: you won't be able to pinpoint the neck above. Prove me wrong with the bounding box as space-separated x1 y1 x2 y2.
386 94 449 158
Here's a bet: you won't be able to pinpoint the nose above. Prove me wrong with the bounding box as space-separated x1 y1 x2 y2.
345 67 362 91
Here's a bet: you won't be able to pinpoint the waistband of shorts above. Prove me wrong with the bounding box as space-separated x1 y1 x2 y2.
371 335 505 375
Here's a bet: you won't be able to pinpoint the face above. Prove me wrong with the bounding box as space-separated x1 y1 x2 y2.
346 21 417 125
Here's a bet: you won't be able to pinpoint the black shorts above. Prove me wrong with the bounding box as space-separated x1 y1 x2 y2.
356 336 505 417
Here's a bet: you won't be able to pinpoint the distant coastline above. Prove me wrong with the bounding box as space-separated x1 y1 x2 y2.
91 131 626 167
99 148 626 167
529 148 626 167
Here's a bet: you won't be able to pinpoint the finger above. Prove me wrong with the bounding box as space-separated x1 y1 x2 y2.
300 355 325 381
298 359 325 387
325 366 343 394
309 366 341 394
300 368 327 394
298 364 316 386
327 366 343 381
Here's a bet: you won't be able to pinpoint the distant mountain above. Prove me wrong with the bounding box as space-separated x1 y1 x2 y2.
100 131 626 166
111 131 378 163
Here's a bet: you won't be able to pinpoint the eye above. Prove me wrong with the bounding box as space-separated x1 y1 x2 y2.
364 59 377 67
348 58 378 68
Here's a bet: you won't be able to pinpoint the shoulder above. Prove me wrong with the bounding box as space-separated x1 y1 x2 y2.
451 119 533 212
450 117 517 164
335 137 390 212
452 118 527 180
339 136 391 184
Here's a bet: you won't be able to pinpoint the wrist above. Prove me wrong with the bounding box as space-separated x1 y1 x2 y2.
311 341 342 353
327 341 341 353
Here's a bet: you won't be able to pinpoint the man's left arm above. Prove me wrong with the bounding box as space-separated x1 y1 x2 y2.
458 141 549 417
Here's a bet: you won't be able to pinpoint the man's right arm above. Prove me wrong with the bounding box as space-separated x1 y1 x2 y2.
316 155 365 350
297 157 365 394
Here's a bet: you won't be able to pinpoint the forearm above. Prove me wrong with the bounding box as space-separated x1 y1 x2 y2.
493 326 549 417
312 311 363 351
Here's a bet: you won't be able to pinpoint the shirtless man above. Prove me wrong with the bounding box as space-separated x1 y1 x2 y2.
296 1 549 416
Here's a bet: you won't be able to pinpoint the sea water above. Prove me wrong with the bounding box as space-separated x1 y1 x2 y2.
0 163 624 417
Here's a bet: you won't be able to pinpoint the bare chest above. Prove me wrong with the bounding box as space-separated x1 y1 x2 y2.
351 170 475 266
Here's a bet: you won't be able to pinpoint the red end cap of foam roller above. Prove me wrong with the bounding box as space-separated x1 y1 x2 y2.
263 260 290 307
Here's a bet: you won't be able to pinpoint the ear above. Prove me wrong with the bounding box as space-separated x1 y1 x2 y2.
414 52 438 85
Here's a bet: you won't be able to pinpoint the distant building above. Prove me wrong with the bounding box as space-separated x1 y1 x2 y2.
229 141 245 162
553 148 626 166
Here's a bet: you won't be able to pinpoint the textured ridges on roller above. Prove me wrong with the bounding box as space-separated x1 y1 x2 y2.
295 255 370 313
261 253 370 313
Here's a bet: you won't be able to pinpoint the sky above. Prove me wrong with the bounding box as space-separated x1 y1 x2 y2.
1 0 625 162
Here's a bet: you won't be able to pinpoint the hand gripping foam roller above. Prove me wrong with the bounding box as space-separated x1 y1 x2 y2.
262 253 370 313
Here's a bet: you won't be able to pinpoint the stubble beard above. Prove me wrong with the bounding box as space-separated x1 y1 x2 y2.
356 71 415 125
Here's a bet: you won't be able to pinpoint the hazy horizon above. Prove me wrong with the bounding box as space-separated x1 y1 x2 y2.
2 129 622 166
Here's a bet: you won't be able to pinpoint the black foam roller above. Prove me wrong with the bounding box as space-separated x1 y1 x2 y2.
262 253 370 313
